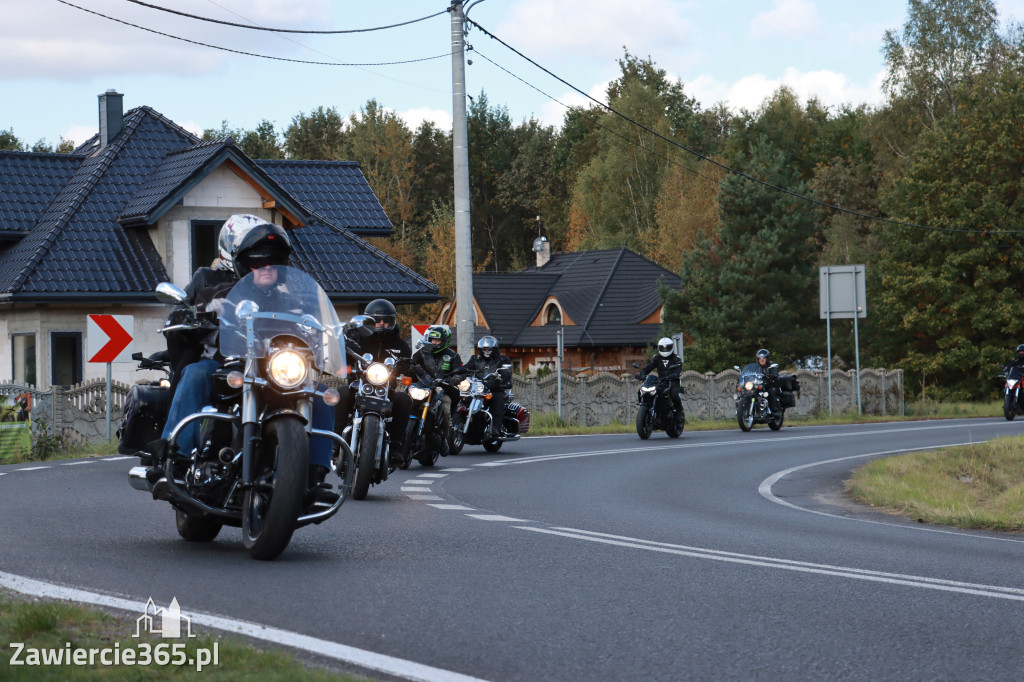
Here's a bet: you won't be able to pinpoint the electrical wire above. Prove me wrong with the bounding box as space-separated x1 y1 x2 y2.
56 0 449 67
122 0 446 33
467 18 1024 235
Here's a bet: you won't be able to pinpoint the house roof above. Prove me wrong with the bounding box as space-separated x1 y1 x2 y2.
468 248 681 349
0 105 436 304
257 160 394 237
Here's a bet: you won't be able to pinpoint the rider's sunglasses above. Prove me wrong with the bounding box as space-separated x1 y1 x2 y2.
246 252 286 270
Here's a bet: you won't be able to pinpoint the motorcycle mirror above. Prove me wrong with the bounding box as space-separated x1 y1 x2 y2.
155 282 187 305
733 365 740 371
384 357 396 367
235 299 259 321
631 362 640 369
361 352 374 364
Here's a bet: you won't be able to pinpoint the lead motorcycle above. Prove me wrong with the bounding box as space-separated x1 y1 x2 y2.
449 372 530 454
127 267 353 560
1001 364 1024 421
631 363 685 439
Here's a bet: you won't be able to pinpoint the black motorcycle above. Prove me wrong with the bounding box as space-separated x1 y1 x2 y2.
632 364 685 439
403 377 458 469
450 372 530 454
127 268 353 560
1001 365 1024 421
734 362 798 432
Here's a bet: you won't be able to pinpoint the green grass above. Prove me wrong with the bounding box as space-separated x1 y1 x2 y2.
0 591 366 680
847 436 1024 531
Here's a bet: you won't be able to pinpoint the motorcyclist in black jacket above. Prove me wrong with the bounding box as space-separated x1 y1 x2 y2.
462 336 512 438
411 326 464 447
754 348 781 413
1008 344 1024 371
637 337 683 412
335 299 413 465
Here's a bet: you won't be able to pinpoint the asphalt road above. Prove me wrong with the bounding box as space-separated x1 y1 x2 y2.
2 418 1023 681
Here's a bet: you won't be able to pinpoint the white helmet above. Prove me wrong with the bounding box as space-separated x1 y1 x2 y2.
216 214 265 272
657 337 674 357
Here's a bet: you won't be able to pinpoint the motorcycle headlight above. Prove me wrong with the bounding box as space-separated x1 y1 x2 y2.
365 362 391 386
268 349 308 389
458 378 471 393
408 386 430 401
744 381 754 391
641 385 657 394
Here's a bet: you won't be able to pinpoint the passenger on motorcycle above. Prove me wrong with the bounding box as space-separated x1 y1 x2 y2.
637 338 683 412
754 348 781 413
155 219 335 490
411 326 465 450
334 298 413 465
462 336 512 438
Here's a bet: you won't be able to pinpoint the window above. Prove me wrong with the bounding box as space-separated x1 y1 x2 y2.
190 219 221 271
12 333 36 386
544 304 561 325
51 332 82 387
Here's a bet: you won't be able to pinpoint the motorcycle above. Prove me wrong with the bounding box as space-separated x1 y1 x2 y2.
1001 365 1024 421
450 372 530 454
342 324 406 499
734 362 798 432
127 267 354 560
403 377 458 469
631 364 685 439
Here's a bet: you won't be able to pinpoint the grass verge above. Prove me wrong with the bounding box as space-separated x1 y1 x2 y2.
0 590 366 680
846 435 1024 532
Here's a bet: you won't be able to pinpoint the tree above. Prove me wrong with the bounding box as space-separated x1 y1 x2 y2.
284 106 347 160
0 128 22 151
203 119 282 159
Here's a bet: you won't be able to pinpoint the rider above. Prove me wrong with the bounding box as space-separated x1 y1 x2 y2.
755 348 781 413
1008 344 1024 371
154 220 335 494
411 326 464 452
637 337 683 413
335 299 413 465
462 336 512 439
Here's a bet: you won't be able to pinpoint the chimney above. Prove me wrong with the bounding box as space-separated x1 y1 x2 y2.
533 235 551 268
98 90 123 148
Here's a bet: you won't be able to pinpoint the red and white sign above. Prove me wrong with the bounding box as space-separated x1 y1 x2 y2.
410 324 432 350
87 314 135 363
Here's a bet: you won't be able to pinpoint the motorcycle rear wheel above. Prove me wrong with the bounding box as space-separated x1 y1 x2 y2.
768 410 784 431
1004 393 1016 421
636 407 653 439
242 418 307 560
483 438 503 453
352 415 381 500
737 402 754 432
175 508 222 542
448 418 465 456
400 420 418 470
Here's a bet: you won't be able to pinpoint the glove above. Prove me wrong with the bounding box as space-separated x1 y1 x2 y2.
635 373 644 381
204 297 227 317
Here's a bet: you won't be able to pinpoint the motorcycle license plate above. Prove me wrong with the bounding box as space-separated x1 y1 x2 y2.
356 395 392 415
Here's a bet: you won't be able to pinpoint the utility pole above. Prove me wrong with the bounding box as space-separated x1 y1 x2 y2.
451 1 475 356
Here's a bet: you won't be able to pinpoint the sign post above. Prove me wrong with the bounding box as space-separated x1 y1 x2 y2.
819 266 866 415
87 314 135 440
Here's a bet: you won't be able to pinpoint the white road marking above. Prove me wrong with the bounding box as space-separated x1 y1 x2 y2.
16 466 50 471
102 456 135 461
401 487 433 492
0 571 486 682
758 443 1024 544
408 495 444 501
60 461 93 466
519 526 1024 602
441 468 471 472
416 473 448 478
466 514 527 522
428 504 475 510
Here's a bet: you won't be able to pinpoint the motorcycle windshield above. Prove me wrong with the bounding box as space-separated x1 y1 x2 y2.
641 375 659 389
219 266 346 378
1008 366 1024 381
738 363 764 387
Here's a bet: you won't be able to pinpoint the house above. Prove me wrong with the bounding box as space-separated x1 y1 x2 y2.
0 91 437 389
435 239 682 374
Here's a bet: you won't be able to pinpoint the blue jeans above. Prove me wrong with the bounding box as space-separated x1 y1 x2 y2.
161 358 333 468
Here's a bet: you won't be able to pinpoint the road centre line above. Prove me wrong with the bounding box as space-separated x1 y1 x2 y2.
518 526 1024 602
102 456 135 461
467 514 527 522
15 466 51 471
0 571 487 682
60 461 93 465
408 495 443 500
479 421 1010 468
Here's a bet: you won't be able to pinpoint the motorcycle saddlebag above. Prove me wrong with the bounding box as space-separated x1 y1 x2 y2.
507 401 530 434
780 391 797 408
779 374 801 393
116 384 172 455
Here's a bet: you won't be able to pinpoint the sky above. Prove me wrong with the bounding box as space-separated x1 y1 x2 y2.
4 0 1024 148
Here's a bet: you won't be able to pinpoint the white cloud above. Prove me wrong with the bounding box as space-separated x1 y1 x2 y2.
538 81 609 128
749 0 822 40
688 67 885 113
397 107 452 132
495 0 692 60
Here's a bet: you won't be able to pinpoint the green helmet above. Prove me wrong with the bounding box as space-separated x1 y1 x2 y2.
424 326 450 354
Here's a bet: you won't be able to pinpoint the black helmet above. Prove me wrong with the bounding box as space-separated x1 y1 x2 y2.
1017 344 1024 358
424 325 450 354
657 337 674 358
232 221 292 279
364 299 397 336
477 335 499 359
756 348 770 361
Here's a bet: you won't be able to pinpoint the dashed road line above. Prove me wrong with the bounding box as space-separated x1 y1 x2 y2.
407 494 444 501
466 514 527 522
60 461 93 466
16 466 51 471
401 487 433 492
416 473 448 478
428 504 474 510
102 456 135 461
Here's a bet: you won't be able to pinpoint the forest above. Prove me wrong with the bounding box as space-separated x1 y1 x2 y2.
5 0 1024 400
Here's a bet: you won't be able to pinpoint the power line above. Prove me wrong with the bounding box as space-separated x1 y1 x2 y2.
467 18 1024 236
57 0 449 67
122 0 446 33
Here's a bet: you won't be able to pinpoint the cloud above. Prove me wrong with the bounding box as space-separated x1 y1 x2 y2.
494 0 692 60
538 81 609 128
397 107 453 132
687 67 885 113
0 0 330 80
749 0 822 40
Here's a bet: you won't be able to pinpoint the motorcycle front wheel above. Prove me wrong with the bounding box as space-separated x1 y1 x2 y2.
448 417 465 456
768 410 784 431
401 419 419 470
242 417 307 560
483 438 503 453
352 415 381 500
636 406 653 439
1004 393 1016 421
737 402 754 432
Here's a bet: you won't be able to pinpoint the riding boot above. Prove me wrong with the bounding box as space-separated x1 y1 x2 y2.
306 464 338 505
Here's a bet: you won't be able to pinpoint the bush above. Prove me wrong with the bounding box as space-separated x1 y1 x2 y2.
30 416 71 461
